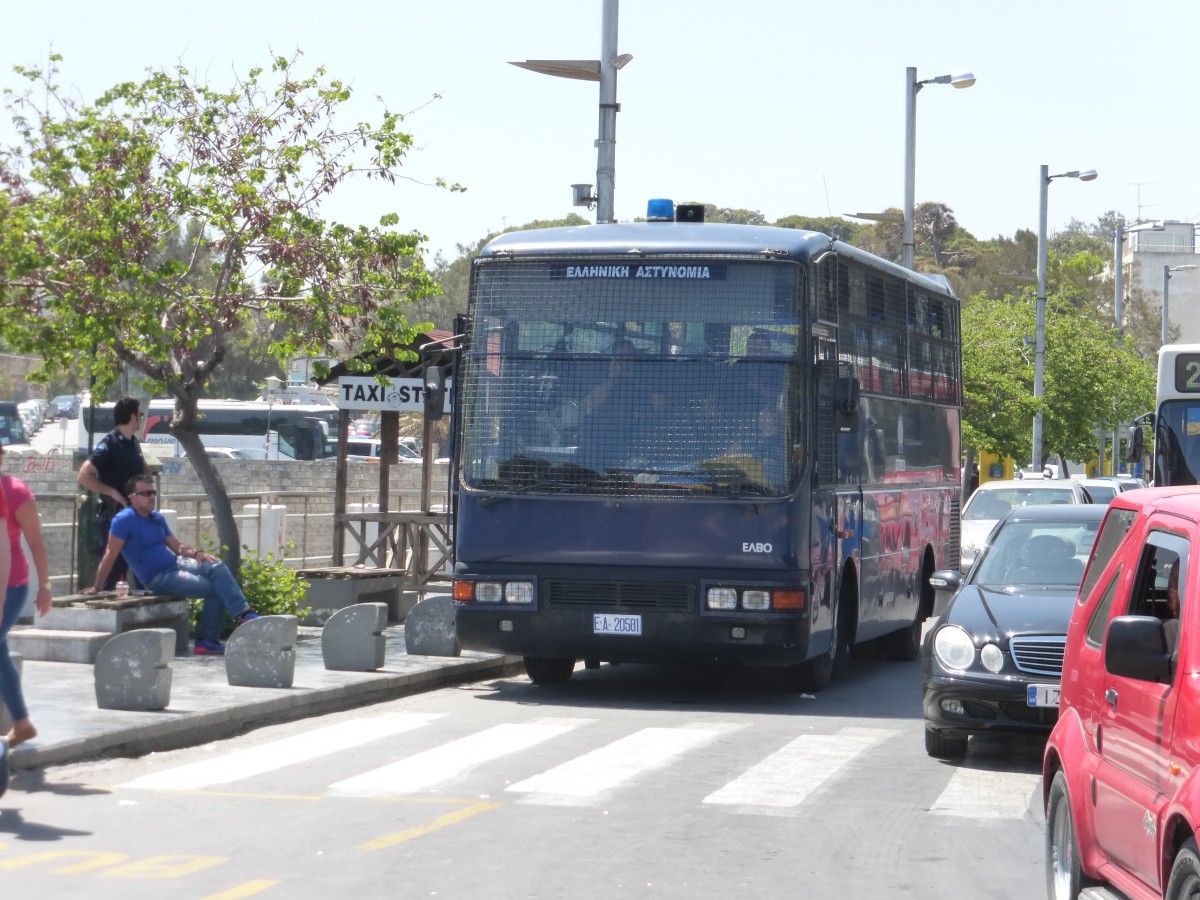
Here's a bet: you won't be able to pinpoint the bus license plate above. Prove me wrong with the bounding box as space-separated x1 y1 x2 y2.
1027 684 1060 708
593 614 642 636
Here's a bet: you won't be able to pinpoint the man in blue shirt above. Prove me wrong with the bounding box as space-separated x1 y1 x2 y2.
83 475 258 655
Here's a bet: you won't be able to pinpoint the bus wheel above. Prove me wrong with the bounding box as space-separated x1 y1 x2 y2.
783 656 829 693
523 656 576 685
881 610 922 662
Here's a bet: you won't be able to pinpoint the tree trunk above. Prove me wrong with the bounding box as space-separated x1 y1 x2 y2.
173 426 242 576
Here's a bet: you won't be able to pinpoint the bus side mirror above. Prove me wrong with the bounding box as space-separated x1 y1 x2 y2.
1127 425 1144 463
424 367 446 421
834 376 860 434
836 376 860 416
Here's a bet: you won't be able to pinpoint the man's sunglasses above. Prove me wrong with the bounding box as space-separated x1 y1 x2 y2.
134 489 157 497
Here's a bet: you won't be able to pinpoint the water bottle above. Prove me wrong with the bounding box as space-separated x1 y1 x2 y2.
115 579 128 598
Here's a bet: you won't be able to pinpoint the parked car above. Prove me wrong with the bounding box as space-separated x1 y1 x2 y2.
204 447 257 460
1074 477 1122 504
1043 485 1200 900
923 504 1107 759
0 401 34 453
345 438 421 463
960 478 1093 570
50 393 81 419
17 401 40 436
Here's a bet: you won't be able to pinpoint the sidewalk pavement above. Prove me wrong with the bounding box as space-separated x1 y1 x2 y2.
7 624 523 772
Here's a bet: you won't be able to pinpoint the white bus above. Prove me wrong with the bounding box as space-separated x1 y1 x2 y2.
79 399 339 460
1152 344 1200 486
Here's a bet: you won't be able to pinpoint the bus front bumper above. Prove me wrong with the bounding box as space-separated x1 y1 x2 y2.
454 604 809 668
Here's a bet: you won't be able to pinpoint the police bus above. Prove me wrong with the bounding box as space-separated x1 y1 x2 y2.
1152 343 1200 485
80 399 338 460
451 200 962 689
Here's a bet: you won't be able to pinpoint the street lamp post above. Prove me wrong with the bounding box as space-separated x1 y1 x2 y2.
510 0 630 224
1031 165 1098 471
1163 265 1199 346
902 67 975 270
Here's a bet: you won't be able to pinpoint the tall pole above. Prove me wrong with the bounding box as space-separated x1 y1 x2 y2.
902 67 917 270
1032 165 1050 471
1163 265 1172 347
1112 220 1123 475
595 0 619 224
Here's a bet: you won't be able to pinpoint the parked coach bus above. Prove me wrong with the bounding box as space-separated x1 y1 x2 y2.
450 199 963 690
80 399 338 460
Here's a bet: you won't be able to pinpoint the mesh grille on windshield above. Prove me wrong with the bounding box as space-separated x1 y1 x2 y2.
458 257 803 500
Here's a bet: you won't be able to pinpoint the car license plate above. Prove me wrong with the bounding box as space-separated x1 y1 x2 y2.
1027 683 1060 708
593 614 642 636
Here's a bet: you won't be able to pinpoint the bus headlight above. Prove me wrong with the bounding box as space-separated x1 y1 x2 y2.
742 590 771 611
475 582 503 603
707 588 738 610
505 582 534 604
933 625 975 671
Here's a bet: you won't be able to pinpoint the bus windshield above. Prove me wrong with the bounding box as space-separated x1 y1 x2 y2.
459 259 802 498
1156 399 1200 485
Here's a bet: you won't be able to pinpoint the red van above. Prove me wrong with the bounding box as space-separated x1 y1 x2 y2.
1043 485 1200 900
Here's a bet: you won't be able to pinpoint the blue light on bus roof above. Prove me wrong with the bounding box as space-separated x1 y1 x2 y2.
646 198 675 222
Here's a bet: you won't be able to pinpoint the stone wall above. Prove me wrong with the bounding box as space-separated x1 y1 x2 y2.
2 452 450 593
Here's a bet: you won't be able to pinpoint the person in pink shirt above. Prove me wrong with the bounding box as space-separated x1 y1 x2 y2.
1 446 52 748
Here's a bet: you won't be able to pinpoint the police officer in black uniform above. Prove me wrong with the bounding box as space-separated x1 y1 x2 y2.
76 397 145 590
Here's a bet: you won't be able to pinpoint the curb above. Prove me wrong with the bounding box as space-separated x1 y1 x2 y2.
10 655 524 771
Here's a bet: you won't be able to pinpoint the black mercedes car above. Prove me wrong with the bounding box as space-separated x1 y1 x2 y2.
922 503 1109 758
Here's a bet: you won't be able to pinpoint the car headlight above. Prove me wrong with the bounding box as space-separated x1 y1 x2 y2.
933 625 976 671
980 643 1004 673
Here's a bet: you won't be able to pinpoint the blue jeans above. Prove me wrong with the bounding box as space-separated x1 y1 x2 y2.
146 558 251 643
1 583 29 722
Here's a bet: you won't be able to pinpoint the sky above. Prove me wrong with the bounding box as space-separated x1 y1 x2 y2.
4 0 1199 263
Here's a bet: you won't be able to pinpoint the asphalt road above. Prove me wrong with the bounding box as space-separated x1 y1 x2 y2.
0 655 1047 899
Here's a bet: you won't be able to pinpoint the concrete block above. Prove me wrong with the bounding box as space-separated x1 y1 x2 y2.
39 599 191 656
226 615 298 688
0 652 20 733
322 603 388 672
388 590 421 624
403 595 461 657
301 574 412 625
94 629 174 711
7 629 112 664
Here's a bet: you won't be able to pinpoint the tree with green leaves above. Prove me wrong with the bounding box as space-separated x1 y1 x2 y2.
962 288 1154 468
0 53 459 573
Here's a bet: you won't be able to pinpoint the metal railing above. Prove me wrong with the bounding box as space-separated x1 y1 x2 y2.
34 488 450 593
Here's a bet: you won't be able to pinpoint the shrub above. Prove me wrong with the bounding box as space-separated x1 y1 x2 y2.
187 543 311 638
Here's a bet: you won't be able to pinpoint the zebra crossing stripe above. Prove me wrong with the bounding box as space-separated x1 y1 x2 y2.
703 726 898 810
505 723 739 804
328 718 593 796
120 714 445 791
930 765 1040 819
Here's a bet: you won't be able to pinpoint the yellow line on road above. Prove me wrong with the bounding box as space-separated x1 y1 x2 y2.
199 880 281 899
356 801 503 850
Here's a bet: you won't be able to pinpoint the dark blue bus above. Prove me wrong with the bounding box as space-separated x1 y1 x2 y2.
452 201 962 689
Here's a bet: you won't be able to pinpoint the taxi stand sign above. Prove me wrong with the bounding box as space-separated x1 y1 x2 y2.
337 375 452 413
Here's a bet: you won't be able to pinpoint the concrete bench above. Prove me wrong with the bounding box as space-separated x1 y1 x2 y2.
35 592 191 657
94 629 175 711
300 567 419 624
322 603 388 671
226 615 298 688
